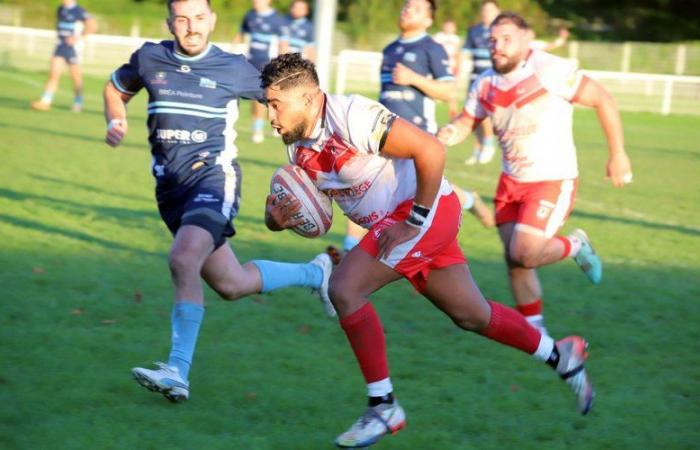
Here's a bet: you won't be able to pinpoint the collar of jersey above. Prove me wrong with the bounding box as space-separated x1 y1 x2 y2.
255 9 276 17
173 43 212 62
398 32 428 44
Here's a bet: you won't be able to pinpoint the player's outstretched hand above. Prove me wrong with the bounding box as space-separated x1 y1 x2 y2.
105 119 128 147
377 221 420 261
265 193 304 231
437 123 463 147
606 152 633 187
392 63 417 86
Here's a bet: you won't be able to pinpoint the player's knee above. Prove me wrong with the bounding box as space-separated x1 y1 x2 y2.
168 248 198 279
328 272 355 309
509 248 540 269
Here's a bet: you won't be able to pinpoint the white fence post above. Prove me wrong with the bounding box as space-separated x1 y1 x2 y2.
661 79 674 115
568 40 578 62
621 42 631 72
675 45 686 75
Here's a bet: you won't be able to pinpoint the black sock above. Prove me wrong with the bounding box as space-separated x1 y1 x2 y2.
368 392 394 407
546 345 560 370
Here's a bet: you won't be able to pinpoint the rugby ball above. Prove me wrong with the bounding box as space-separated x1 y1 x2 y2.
270 165 332 238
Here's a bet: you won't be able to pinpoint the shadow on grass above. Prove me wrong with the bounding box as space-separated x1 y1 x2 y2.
0 120 144 151
26 174 152 204
0 213 161 257
571 209 700 237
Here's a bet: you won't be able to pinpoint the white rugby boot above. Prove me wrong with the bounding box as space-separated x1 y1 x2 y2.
555 336 595 415
309 252 336 317
335 401 406 448
132 362 189 402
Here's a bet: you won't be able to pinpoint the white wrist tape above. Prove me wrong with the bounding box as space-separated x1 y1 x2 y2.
107 119 122 132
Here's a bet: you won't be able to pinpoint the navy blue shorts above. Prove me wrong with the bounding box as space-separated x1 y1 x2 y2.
156 160 242 249
54 43 79 65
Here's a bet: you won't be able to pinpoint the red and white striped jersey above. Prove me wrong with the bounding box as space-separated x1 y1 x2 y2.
286 94 451 228
464 49 587 182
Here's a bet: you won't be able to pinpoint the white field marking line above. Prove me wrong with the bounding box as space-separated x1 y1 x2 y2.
449 170 700 233
0 69 102 101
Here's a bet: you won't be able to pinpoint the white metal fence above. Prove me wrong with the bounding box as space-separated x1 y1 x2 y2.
0 25 247 76
335 49 700 116
1 26 698 116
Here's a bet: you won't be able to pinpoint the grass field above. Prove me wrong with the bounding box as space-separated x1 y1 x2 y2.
1 67 699 450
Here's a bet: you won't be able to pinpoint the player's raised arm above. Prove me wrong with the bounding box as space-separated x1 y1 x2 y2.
572 76 633 187
103 45 145 147
103 81 132 147
437 111 478 146
392 63 456 102
376 118 446 258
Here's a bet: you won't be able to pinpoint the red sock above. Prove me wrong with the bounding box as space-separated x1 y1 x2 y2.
480 301 541 354
339 302 389 383
516 299 543 318
555 235 572 259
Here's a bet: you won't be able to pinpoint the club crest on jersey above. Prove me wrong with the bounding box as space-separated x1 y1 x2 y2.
403 52 416 63
395 46 404 54
536 200 555 219
177 65 191 73
199 77 217 89
151 72 167 85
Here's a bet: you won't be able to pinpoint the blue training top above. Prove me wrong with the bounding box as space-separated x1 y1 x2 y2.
380 33 453 134
286 16 314 54
240 9 290 63
111 41 263 183
464 22 492 77
56 3 90 44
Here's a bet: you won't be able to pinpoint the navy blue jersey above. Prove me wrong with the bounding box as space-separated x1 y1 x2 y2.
464 23 492 77
380 33 453 134
56 3 90 44
286 16 314 54
240 9 289 63
111 41 263 184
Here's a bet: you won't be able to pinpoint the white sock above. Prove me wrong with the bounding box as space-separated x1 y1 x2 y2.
567 235 583 257
367 378 393 398
533 334 555 362
462 190 475 210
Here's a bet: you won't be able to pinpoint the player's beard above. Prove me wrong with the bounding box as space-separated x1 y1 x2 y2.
492 54 520 74
176 32 208 56
281 120 308 145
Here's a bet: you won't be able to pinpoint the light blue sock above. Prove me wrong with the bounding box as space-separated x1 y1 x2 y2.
343 235 361 252
167 301 204 381
252 260 323 293
73 95 83 106
482 136 495 148
253 118 264 132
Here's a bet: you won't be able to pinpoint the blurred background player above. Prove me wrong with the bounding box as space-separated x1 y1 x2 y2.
438 12 633 335
262 53 595 447
104 0 333 404
235 0 289 143
462 0 500 165
286 0 315 61
30 0 96 112
341 0 494 256
433 19 462 118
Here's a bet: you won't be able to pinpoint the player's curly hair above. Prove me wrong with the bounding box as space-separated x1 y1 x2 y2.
260 53 319 90
491 12 529 30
